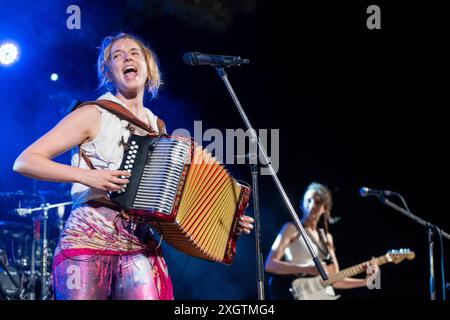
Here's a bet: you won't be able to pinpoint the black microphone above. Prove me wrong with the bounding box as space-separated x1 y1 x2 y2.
183 52 249 67
359 187 395 198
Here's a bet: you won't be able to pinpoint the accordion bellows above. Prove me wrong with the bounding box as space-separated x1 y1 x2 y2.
110 135 251 264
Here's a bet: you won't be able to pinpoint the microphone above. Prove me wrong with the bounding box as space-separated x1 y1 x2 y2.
183 52 249 67
15 208 32 216
359 187 395 198
57 205 65 220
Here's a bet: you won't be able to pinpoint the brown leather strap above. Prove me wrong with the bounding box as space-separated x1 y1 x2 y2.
74 99 168 169
157 117 167 135
79 148 95 170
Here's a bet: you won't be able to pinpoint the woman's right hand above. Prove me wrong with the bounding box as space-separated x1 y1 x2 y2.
78 169 131 191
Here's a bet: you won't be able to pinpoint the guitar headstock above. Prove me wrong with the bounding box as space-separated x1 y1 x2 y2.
386 248 415 264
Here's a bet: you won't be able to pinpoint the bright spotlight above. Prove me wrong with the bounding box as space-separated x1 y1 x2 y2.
0 42 20 66
51 73 59 81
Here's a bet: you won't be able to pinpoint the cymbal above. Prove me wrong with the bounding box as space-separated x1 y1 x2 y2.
0 220 32 244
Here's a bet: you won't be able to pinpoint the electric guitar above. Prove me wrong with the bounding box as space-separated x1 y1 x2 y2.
271 249 415 300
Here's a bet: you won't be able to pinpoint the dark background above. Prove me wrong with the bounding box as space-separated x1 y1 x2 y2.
0 0 449 300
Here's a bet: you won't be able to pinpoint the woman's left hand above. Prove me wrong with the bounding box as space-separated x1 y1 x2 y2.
237 215 254 235
364 257 380 280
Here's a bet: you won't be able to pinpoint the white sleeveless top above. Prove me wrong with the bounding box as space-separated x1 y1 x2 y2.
70 92 160 206
284 231 329 267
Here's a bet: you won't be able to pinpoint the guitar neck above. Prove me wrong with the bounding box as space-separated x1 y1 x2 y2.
322 255 388 286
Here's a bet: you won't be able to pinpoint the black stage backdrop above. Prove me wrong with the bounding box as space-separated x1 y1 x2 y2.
0 0 449 301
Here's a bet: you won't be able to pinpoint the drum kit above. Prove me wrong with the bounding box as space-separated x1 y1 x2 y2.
0 189 72 300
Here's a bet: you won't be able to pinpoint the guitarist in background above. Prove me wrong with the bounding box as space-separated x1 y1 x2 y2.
265 182 379 299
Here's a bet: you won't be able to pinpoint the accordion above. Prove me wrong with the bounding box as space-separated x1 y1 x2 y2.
110 135 251 264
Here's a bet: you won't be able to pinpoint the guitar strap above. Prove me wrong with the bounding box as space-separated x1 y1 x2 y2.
304 228 332 263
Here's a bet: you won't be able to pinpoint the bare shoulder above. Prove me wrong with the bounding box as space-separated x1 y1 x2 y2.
281 222 299 240
69 104 102 119
18 103 103 159
62 104 101 134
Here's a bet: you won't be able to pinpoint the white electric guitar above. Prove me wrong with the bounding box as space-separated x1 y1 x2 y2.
290 249 415 300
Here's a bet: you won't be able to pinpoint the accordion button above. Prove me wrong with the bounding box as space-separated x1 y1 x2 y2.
131 155 136 159
117 190 122 194
124 165 129 169
127 169 131 173
125 160 130 164
121 176 126 179
130 146 135 150
128 165 133 169
133 150 137 154
135 145 139 149
130 159 135 163
128 151 133 155
127 156 131 160
131 141 136 145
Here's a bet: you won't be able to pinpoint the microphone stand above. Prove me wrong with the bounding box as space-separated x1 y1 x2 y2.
214 66 328 300
377 196 449 300
249 150 265 300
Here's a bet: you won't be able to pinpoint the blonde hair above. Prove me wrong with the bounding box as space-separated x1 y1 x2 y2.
97 33 162 98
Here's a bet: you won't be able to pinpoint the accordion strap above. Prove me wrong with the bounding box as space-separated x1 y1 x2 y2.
76 99 165 136
79 148 95 170
71 99 167 170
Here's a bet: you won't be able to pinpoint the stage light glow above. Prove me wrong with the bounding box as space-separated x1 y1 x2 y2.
51 73 59 81
0 42 19 66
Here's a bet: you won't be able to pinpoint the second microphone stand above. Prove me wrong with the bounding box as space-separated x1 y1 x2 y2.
378 195 449 300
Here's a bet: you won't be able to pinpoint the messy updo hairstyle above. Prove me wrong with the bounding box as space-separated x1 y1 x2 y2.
97 32 162 98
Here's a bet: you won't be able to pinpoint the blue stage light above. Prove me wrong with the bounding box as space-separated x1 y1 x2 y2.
51 73 59 81
0 42 20 66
